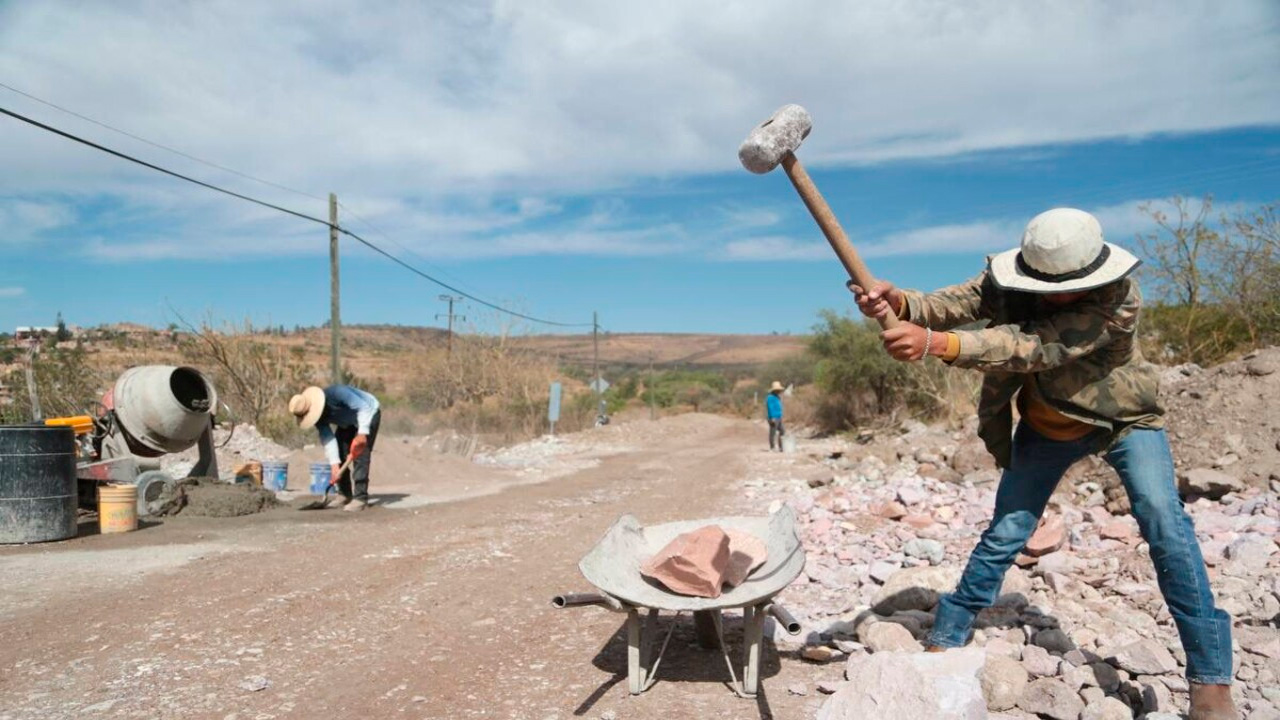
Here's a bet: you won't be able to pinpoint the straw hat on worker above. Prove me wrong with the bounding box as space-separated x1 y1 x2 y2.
769 381 785 393
289 386 326 428
988 208 1140 293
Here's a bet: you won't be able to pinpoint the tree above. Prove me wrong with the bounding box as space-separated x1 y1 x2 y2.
55 312 72 342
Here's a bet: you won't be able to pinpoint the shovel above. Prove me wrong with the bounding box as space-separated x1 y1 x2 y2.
298 456 353 511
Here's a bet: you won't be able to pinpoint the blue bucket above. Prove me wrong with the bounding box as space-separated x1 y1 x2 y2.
308 462 331 494
261 460 289 492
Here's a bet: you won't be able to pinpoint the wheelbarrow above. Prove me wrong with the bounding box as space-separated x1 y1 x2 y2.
552 506 806 699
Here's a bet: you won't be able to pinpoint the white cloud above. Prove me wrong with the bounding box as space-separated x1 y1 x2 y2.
0 1 1275 259
722 236 830 261
721 198 1179 262
0 287 25 298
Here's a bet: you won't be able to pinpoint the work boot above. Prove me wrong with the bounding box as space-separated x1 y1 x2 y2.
344 498 367 513
1189 683 1238 720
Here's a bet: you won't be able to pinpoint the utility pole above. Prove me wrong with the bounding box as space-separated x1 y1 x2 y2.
592 311 601 405
329 193 342 384
436 295 465 359
648 352 656 421
24 345 42 421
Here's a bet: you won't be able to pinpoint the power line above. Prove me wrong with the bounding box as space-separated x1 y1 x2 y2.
0 81 326 202
0 104 592 328
0 83 520 313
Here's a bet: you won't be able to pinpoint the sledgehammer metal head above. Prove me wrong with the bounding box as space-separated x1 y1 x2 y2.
737 104 900 330
738 104 812 174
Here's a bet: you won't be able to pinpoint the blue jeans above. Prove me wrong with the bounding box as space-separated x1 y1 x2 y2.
928 423 1233 684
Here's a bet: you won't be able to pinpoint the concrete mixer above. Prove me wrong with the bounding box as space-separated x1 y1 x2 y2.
51 366 222 516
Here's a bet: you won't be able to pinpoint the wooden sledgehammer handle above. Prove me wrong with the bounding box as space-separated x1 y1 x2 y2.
781 153 901 330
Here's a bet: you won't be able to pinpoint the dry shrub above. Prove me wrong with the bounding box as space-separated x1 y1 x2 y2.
404 331 594 444
176 315 317 446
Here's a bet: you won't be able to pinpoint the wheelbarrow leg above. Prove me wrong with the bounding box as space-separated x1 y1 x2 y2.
627 609 645 694
742 603 767 697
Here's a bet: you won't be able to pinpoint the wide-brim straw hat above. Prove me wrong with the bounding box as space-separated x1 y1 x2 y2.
769 381 785 392
288 386 326 428
989 208 1141 293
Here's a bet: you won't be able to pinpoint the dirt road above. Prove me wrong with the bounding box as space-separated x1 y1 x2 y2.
0 415 832 720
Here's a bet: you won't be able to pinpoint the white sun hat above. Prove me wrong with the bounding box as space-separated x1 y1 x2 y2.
288 386 326 428
989 208 1141 293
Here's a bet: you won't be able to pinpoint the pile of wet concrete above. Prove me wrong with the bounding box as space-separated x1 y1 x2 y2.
148 477 280 518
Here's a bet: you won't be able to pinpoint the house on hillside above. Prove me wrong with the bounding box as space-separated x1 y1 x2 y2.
14 326 58 343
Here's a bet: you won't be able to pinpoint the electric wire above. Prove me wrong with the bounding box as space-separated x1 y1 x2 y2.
0 81 326 202
0 104 593 328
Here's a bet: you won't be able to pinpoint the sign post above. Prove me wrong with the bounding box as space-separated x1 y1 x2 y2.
548 382 562 436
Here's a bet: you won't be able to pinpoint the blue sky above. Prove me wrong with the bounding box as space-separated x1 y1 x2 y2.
2 1 1278 335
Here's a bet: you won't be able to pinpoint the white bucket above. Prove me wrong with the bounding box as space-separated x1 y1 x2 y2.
781 435 797 453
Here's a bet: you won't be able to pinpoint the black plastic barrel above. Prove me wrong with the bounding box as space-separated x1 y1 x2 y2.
0 425 78 543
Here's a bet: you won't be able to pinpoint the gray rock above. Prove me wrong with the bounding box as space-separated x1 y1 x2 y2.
788 682 808 696
1178 468 1243 499
1246 357 1279 376
872 566 960 614
860 621 924 653
980 654 1029 711
1107 640 1179 675
904 538 946 566
1017 678 1084 720
819 648 988 720
1063 661 1121 692
1034 628 1075 655
1080 696 1133 720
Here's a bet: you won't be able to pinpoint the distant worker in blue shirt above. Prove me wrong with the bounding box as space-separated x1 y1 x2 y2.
289 384 382 512
766 381 785 452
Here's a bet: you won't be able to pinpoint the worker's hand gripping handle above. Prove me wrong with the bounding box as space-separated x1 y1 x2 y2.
780 153 901 330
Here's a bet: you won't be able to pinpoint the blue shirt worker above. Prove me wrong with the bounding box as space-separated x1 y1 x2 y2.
766 381 785 452
289 384 381 512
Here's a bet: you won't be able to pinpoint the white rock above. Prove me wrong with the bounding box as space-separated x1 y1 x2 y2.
1020 645 1061 677
1107 640 1179 676
860 622 923 654
819 649 987 720
1080 696 1133 720
980 654 1028 711
872 566 960 614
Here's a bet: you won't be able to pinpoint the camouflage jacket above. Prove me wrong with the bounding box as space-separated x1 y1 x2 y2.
900 270 1163 468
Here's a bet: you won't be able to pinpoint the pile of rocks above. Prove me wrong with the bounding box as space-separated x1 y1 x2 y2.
739 411 1279 718
160 423 292 478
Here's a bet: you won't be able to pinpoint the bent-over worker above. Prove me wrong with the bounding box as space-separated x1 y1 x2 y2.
850 208 1237 720
289 384 381 512
766 380 785 452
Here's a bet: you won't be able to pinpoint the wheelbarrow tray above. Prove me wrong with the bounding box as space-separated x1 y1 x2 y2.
579 505 805 612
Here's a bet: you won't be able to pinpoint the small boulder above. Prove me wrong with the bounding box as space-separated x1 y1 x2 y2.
1020 644 1061 677
1024 515 1066 557
1080 696 1133 720
1178 468 1243 499
1107 640 1179 676
859 621 923 654
904 538 946 566
872 566 960 614
819 649 987 720
1018 678 1085 720
979 654 1029 711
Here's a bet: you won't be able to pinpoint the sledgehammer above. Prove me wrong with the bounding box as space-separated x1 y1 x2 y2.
739 104 900 330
